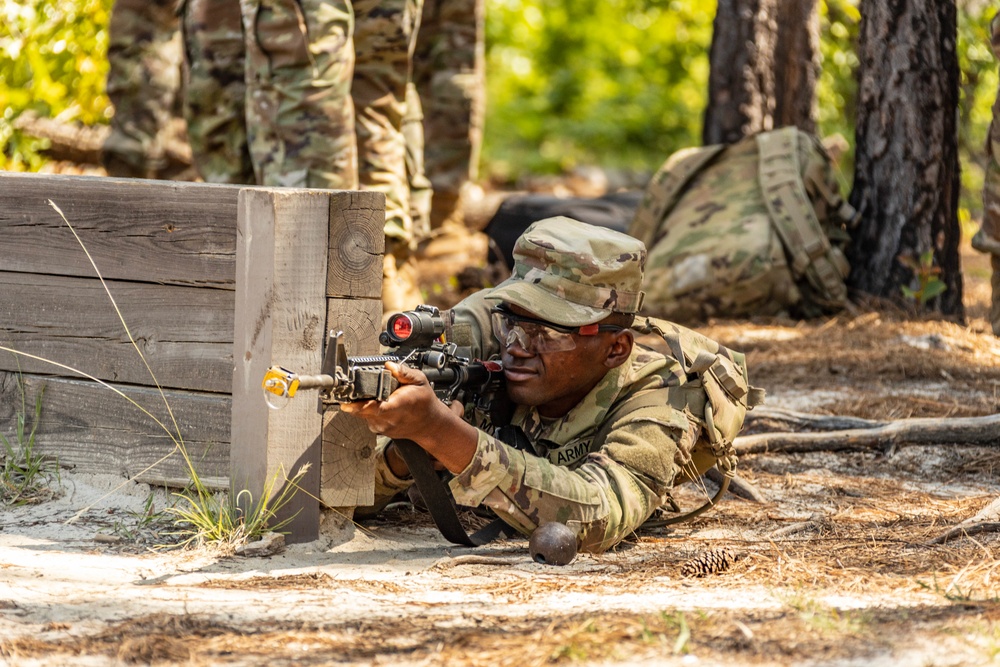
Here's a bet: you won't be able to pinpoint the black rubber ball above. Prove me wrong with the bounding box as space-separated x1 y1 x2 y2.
529 522 578 566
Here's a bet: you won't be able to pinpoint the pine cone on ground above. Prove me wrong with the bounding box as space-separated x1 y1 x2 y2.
680 547 742 578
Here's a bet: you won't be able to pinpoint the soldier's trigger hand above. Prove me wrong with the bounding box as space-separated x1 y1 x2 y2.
340 362 455 442
384 363 462 417
385 361 425 387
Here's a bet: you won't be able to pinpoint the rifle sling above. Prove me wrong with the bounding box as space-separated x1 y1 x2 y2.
392 439 515 547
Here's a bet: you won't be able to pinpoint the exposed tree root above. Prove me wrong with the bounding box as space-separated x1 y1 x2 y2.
735 412 1000 455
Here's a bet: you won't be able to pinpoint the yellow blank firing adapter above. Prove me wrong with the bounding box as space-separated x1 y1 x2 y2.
263 366 300 399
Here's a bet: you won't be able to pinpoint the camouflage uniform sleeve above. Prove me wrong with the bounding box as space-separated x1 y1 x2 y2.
449 416 689 554
372 436 414 504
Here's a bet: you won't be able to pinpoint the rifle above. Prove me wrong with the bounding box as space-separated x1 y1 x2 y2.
262 305 504 412
261 305 513 547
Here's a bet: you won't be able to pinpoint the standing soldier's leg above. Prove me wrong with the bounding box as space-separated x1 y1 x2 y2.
181 0 254 184
403 81 434 242
241 0 357 189
975 12 1000 337
412 0 484 229
353 0 425 313
103 0 183 179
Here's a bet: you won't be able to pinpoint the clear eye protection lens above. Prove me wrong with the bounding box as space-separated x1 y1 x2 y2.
525 322 576 352
491 311 577 353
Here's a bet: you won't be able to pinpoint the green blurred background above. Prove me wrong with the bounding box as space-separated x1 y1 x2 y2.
0 0 996 228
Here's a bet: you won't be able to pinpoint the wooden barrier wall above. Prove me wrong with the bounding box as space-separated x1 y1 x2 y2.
0 172 383 541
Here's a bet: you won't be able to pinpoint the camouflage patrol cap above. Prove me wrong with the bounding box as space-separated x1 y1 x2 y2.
486 216 646 326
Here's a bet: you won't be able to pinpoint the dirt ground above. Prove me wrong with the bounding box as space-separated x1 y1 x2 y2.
2 234 1000 666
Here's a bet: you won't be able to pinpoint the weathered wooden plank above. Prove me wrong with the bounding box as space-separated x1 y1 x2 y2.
231 188 330 543
0 371 229 489
326 191 385 299
320 298 381 507
0 271 234 392
0 172 240 288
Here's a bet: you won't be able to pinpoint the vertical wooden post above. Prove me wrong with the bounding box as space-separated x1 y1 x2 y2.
232 188 330 543
321 191 385 509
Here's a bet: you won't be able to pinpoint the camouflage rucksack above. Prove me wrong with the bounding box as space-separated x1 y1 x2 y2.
629 127 857 321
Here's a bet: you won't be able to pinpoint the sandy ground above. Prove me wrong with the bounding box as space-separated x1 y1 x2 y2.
2 248 1000 666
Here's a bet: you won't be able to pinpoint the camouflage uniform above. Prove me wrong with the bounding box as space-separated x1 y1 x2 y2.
180 0 254 184
411 0 485 228
353 0 424 246
102 0 183 179
973 12 1000 336
240 0 357 190
372 218 754 553
403 81 434 239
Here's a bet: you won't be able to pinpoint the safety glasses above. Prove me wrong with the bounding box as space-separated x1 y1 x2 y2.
489 305 623 353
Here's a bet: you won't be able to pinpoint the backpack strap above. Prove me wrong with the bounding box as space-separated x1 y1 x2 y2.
757 127 848 305
630 144 727 246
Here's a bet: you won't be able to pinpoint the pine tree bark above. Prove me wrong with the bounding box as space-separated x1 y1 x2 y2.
772 0 818 135
703 0 817 145
847 0 963 318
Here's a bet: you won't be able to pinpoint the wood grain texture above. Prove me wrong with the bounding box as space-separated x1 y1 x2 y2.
321 410 376 507
326 191 385 299
0 172 241 288
325 297 383 357
0 371 229 489
231 188 330 543
320 298 382 507
0 271 234 392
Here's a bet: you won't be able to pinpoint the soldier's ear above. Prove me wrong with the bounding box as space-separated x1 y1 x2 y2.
604 329 634 369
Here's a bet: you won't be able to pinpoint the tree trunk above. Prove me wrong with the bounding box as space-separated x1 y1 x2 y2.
703 0 818 145
772 0 819 135
847 0 963 318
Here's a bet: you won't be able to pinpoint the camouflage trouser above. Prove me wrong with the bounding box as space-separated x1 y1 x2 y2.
240 0 358 190
403 81 433 240
353 0 424 247
102 0 183 178
180 0 254 184
412 0 484 227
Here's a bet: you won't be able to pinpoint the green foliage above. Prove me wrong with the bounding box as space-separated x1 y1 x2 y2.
0 0 113 170
484 0 714 180
817 0 860 185
956 1 998 227
0 378 59 505
899 249 948 307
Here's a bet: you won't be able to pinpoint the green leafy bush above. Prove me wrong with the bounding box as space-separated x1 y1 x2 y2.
484 0 714 180
0 0 112 170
